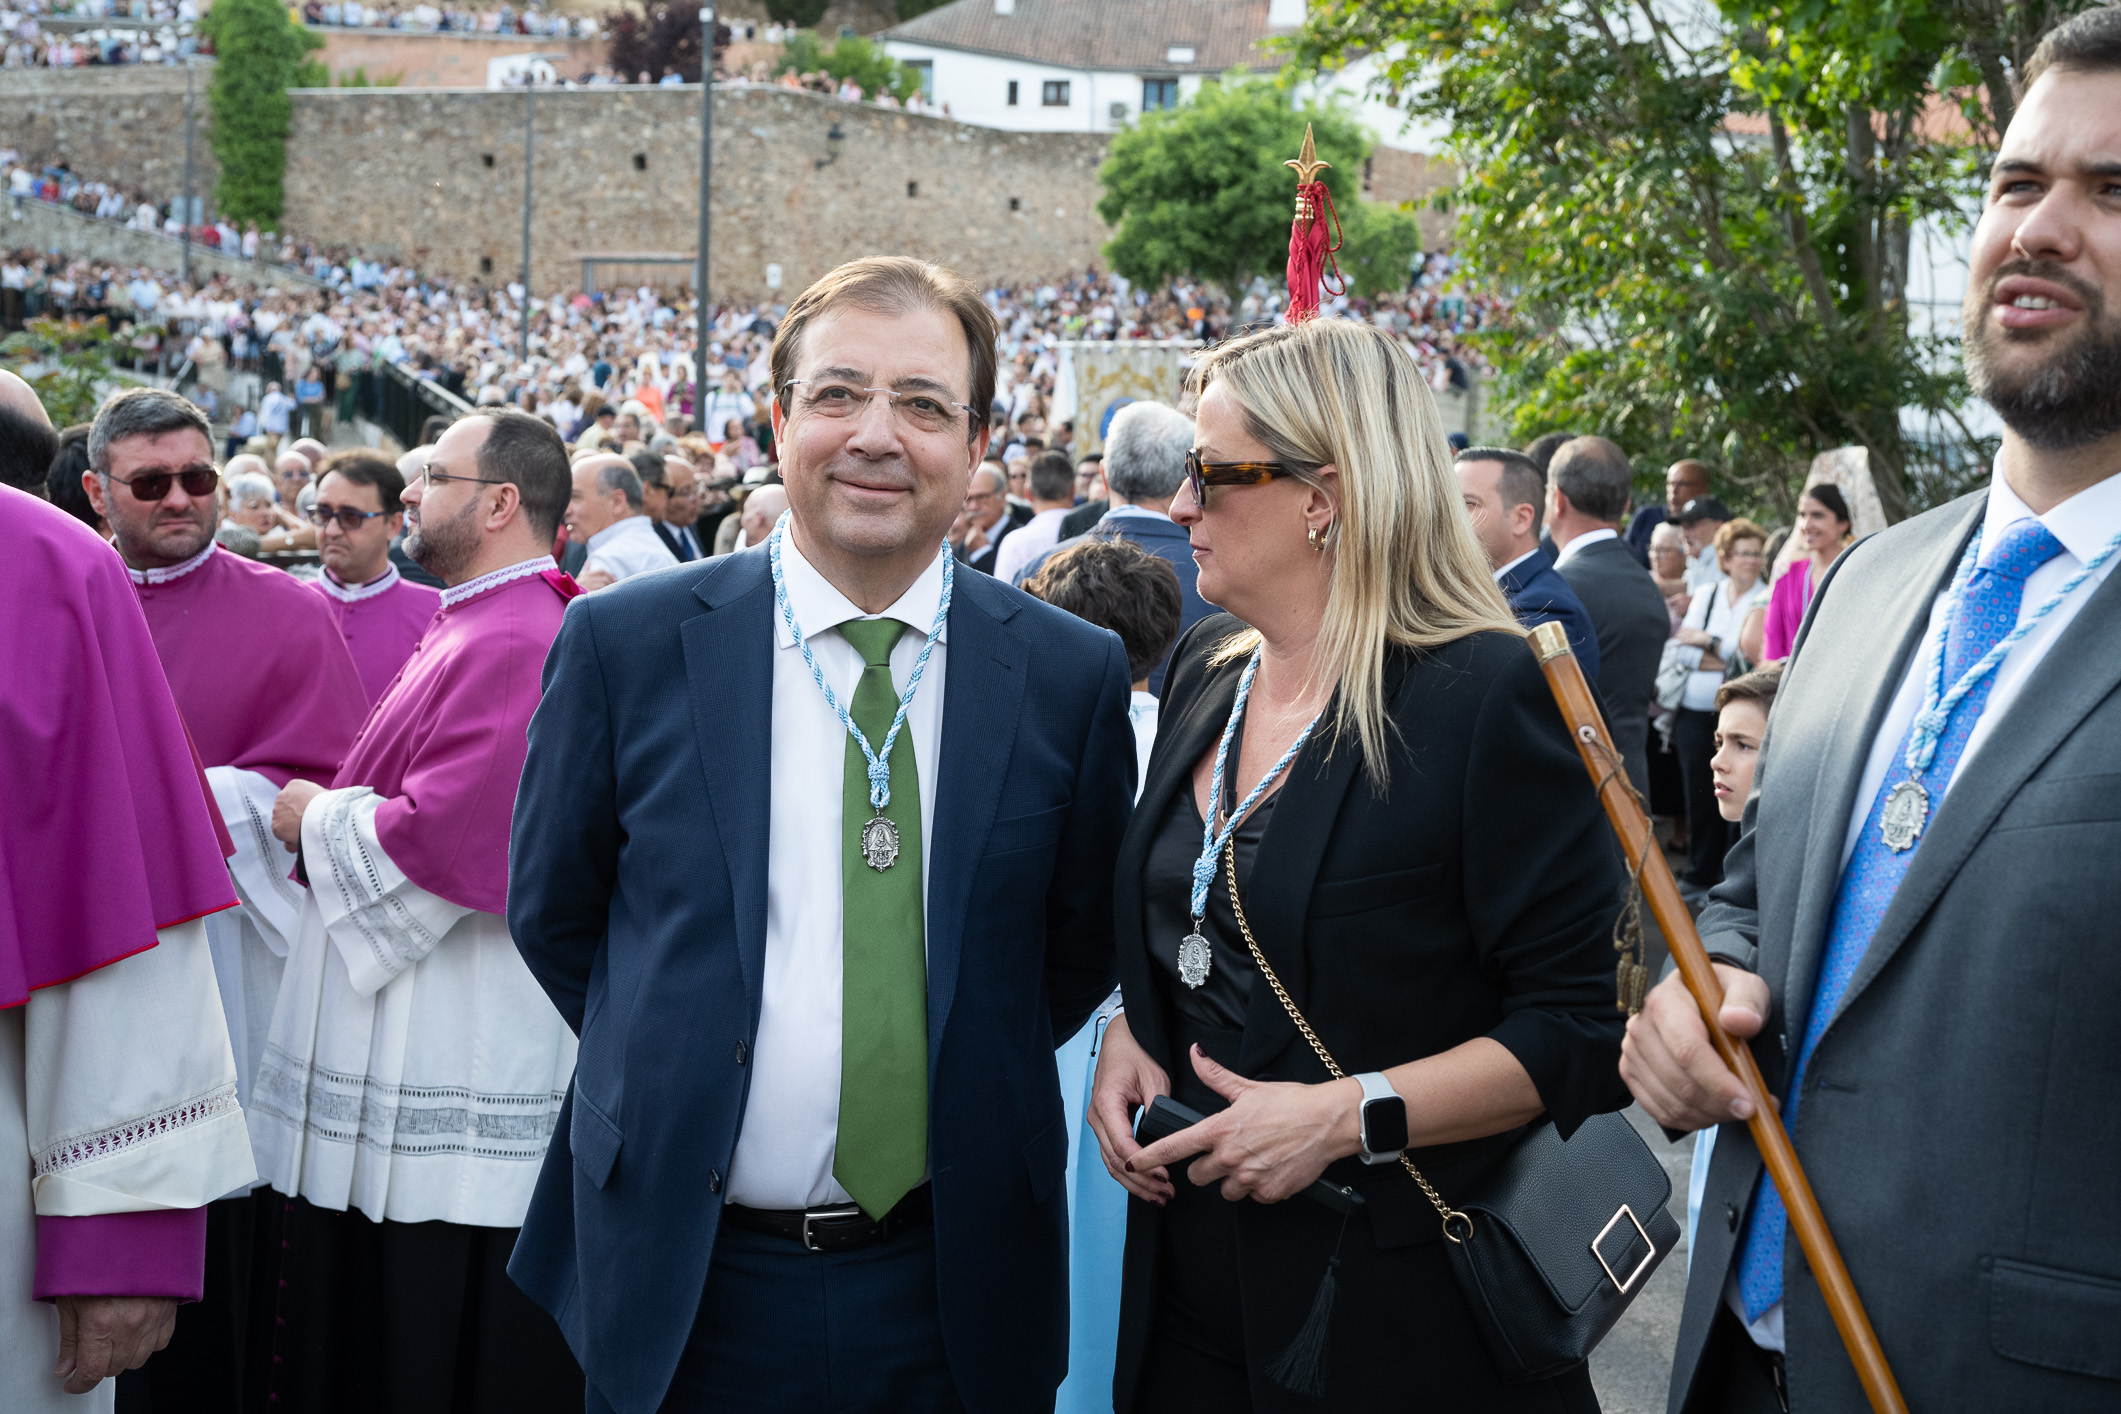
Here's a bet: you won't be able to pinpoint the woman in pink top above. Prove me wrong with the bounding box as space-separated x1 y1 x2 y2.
1762 482 1854 661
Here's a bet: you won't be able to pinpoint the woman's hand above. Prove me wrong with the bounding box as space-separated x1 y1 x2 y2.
1127 1046 1361 1205
1087 1012 1174 1205
1675 626 1715 650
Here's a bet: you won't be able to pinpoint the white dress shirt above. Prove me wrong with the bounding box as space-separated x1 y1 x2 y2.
994 506 1071 585
1551 525 1617 568
582 513 680 584
1730 463 2121 1352
725 534 949 1210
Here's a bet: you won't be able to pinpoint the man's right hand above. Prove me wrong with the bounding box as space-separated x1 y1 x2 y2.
1087 1012 1175 1206
1620 964 1775 1132
53 1294 177 1393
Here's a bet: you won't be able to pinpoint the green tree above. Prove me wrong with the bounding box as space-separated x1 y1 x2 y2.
772 32 922 101
1293 1 2091 521
1 317 122 427
764 0 829 28
1096 77 1422 299
200 0 323 227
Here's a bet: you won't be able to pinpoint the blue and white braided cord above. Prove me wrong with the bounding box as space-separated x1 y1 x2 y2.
1189 647 1321 921
768 512 953 814
1904 522 2121 777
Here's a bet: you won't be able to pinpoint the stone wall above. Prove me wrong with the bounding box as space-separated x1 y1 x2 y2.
0 71 1121 297
0 68 213 208
282 84 1113 298
0 196 322 287
305 29 605 88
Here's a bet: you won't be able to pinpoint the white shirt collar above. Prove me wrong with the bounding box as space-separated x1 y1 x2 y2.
316 562 402 603
125 538 217 586
1984 461 2121 570
1493 547 1541 583
440 555 552 610
586 513 661 555
774 526 950 651
1552 526 1617 567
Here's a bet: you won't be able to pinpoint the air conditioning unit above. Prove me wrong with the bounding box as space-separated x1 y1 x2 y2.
1109 101 1128 120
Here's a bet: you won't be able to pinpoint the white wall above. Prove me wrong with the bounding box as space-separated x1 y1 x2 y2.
887 39 1440 156
884 42 1212 134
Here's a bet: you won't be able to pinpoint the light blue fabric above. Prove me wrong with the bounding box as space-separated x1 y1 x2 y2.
1056 998 1128 1414
1686 1126 1715 1273
1734 517 2064 1320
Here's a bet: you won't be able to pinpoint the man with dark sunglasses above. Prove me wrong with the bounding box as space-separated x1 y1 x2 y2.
306 448 441 704
81 386 367 1414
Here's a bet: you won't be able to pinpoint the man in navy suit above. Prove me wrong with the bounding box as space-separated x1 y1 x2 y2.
1013 400 1209 694
507 256 1136 1414
1455 446 1602 679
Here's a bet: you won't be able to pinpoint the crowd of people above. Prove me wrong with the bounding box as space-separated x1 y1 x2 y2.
6 13 2117 1414
299 0 597 35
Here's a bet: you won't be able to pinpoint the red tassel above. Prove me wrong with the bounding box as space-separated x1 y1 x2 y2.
1285 181 1346 324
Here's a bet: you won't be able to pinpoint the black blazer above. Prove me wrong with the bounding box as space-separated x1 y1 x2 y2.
1555 536 1670 798
1111 616 1630 1412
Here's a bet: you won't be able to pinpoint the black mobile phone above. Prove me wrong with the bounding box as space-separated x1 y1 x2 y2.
1134 1095 1366 1217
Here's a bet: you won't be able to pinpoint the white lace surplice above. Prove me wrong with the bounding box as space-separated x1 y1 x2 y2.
0 920 258 1411
252 787 576 1228
202 765 297 1122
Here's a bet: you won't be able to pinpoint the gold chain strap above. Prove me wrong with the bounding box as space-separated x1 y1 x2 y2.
1221 835 1473 1240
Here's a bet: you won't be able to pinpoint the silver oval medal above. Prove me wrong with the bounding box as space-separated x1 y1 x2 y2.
860 813 901 871
1879 779 1929 853
1177 931 1212 989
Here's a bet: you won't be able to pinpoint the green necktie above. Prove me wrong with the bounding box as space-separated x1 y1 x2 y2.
833 617 929 1220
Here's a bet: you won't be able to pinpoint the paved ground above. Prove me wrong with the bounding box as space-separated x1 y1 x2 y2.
1588 1107 1696 1414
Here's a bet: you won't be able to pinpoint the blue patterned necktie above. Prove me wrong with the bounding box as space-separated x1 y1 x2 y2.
1734 515 2065 1322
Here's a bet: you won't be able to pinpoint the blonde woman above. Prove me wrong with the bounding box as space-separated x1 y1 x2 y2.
1088 319 1629 1411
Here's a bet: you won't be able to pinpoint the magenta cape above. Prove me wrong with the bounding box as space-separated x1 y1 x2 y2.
134 545 368 787
331 571 569 914
0 487 236 1006
311 570 442 704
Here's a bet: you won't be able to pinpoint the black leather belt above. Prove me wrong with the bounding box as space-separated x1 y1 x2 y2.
722 1183 933 1253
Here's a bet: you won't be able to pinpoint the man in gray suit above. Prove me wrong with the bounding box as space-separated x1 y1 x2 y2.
1548 435 1671 796
1622 15 2121 1410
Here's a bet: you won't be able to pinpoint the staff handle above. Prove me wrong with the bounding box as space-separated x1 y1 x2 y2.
1526 623 1907 1414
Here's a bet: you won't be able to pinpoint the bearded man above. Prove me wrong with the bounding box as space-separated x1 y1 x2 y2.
1623 13 2121 1411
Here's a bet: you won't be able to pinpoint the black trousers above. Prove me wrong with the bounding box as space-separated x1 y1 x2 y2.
1696 1307 1789 1414
1675 706 1733 887
116 1193 264 1414
260 1194 582 1414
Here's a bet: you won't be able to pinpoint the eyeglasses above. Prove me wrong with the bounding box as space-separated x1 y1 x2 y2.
308 504 390 531
1185 448 1297 507
416 463 510 490
106 464 219 502
782 380 975 436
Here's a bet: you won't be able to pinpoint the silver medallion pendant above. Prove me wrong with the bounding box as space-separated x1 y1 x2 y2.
860 813 902 871
1879 779 1930 853
1177 929 1213 989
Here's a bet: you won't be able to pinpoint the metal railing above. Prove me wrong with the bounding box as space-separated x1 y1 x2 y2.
354 359 475 451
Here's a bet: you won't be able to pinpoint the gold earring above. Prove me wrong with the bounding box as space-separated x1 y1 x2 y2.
1308 522 1329 550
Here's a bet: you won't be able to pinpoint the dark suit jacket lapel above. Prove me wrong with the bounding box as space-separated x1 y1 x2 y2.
684 552 774 1022
1831 549 2121 1028
1771 498 1981 1043
926 570 1028 1070
1115 657 1240 1070
1234 679 1375 1076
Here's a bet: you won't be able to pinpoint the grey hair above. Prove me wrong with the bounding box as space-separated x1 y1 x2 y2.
1103 400 1194 504
596 458 645 509
89 386 212 475
226 471 276 504
1548 435 1633 524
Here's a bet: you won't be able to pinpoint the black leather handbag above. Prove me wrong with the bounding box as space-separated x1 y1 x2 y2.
1224 840 1680 1385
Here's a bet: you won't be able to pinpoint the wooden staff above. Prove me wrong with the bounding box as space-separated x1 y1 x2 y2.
1526 622 1907 1414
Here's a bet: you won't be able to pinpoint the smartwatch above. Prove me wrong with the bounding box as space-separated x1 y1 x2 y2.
1354 1071 1408 1165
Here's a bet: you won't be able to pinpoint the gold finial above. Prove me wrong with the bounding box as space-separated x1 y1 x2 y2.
1284 123 1331 187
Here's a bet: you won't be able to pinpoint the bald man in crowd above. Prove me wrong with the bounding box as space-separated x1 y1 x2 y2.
568 452 680 591
0 368 58 494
